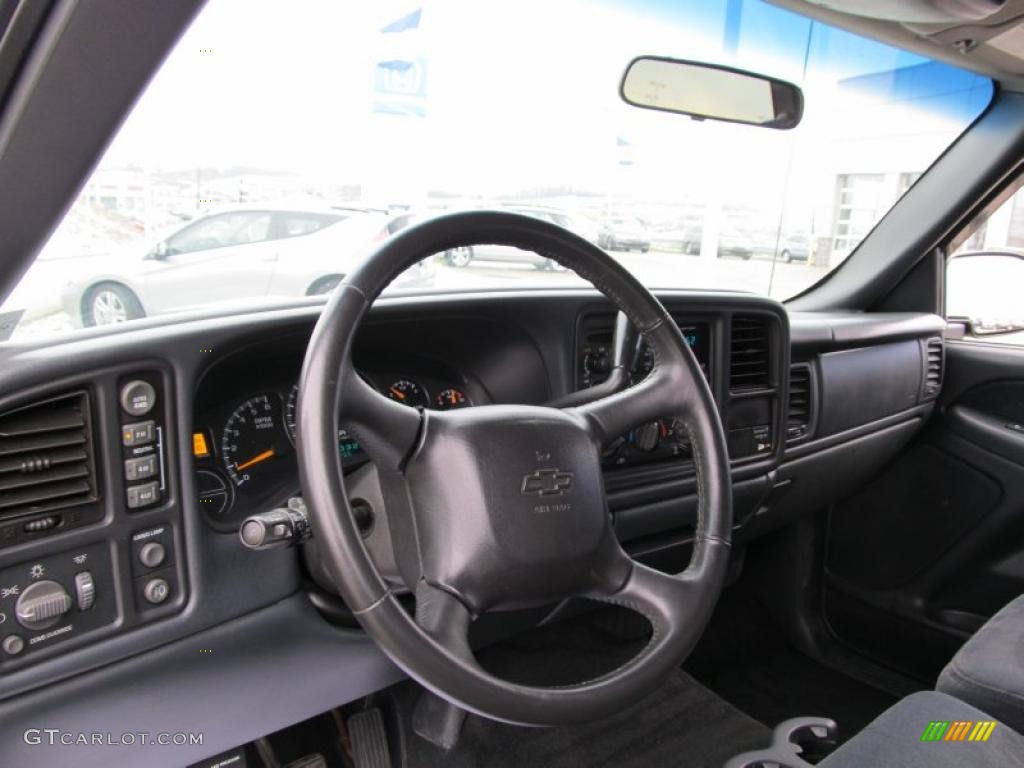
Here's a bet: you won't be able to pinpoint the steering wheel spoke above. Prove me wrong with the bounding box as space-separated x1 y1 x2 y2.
414 581 475 661
589 548 703 633
338 366 423 472
569 362 686 447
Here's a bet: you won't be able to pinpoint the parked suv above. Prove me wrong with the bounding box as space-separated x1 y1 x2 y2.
61 207 434 326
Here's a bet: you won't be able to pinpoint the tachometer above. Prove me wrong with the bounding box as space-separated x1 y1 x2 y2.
221 394 290 487
384 379 429 408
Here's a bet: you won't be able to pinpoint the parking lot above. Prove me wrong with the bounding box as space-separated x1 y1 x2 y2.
429 248 828 298
3 246 828 341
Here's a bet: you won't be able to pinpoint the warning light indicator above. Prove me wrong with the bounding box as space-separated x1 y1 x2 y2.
193 431 211 458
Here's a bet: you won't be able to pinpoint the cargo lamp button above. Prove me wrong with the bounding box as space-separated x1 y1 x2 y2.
138 542 166 569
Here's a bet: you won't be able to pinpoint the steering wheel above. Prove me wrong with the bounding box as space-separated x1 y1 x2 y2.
295 211 732 726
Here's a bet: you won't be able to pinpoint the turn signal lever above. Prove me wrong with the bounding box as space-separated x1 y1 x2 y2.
239 496 312 550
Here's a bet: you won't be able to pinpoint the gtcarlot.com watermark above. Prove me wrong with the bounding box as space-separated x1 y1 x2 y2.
24 729 203 747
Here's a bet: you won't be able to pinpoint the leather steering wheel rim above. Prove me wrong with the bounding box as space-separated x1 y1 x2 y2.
296 210 732 726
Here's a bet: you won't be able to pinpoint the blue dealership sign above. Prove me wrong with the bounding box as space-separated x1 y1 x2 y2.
373 6 427 118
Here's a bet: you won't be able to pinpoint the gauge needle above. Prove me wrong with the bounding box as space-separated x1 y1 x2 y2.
236 448 275 471
449 391 457 405
389 386 406 400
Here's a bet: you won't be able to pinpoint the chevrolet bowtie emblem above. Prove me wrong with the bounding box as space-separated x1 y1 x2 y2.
521 468 574 497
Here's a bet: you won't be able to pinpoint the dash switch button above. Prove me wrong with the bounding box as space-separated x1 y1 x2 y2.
74 571 95 611
138 542 166 569
121 380 157 417
144 578 170 605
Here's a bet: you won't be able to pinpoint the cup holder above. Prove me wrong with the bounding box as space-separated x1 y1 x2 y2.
725 716 839 768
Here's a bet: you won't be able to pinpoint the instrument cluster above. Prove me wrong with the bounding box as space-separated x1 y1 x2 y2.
193 366 478 529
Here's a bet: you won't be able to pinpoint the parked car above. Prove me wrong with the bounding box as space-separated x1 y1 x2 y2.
61 207 434 326
598 216 651 252
680 226 702 255
441 206 597 270
717 230 753 260
778 233 811 263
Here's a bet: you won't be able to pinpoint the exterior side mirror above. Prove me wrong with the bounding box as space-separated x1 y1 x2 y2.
947 250 1024 336
147 241 170 260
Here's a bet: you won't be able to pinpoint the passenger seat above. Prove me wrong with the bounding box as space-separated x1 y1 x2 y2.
936 594 1024 734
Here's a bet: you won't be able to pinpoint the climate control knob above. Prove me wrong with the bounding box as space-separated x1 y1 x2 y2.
15 580 72 632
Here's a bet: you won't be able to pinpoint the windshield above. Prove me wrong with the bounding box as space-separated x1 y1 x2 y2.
0 0 993 341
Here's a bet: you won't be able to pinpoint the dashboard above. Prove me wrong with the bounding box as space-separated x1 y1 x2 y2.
0 289 947 766
190 304 770 532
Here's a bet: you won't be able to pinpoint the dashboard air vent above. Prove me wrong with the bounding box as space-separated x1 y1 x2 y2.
0 391 98 520
787 364 813 442
729 316 771 391
923 337 944 399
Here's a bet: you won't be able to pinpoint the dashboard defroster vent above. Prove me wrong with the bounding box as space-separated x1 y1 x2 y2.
923 337 944 399
0 391 98 520
729 316 771 392
787 364 814 442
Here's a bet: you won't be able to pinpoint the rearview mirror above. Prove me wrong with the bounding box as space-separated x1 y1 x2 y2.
620 56 803 129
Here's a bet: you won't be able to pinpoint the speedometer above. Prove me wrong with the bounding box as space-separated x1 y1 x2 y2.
221 394 290 487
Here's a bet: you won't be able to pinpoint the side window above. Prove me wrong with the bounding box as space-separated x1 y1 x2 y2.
947 178 1024 344
276 212 344 240
166 212 272 255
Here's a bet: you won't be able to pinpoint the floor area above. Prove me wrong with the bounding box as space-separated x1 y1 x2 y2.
684 587 899 743
385 585 902 766
391 605 771 768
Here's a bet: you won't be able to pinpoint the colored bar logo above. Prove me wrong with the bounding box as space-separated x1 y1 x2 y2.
921 721 997 742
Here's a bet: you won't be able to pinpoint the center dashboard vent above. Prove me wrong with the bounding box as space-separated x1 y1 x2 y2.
0 391 98 520
729 315 771 392
922 337 944 399
787 364 814 442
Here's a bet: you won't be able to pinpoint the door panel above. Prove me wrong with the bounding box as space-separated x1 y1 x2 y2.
823 339 1024 682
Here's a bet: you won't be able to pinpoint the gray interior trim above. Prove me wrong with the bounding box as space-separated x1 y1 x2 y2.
0 595 405 768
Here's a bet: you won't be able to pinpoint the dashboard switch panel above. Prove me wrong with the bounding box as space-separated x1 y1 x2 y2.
119 373 169 513
0 542 115 665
